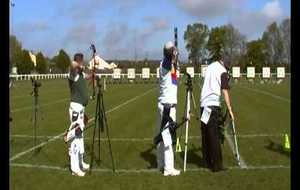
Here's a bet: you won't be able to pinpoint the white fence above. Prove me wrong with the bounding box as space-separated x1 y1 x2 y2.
9 66 291 81
9 72 291 81
9 74 69 81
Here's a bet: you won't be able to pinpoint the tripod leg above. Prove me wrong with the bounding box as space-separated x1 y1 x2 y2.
89 123 96 174
183 90 191 172
101 96 116 172
34 109 37 148
178 89 189 146
89 97 99 174
34 95 38 149
191 92 197 110
191 92 200 120
98 98 101 162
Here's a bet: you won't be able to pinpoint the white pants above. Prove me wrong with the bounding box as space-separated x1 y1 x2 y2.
156 102 176 171
68 102 85 172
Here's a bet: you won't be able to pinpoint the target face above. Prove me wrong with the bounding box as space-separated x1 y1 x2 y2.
277 67 285 78
201 65 208 78
262 67 271 78
156 68 160 78
247 67 255 78
232 67 240 78
186 67 194 78
127 68 136 79
176 70 180 78
142 68 150 79
113 68 121 79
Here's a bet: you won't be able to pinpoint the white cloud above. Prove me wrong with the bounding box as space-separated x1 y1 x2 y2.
139 17 169 41
100 17 169 59
101 23 131 59
261 0 283 19
115 0 143 14
63 24 97 45
50 0 104 20
174 0 285 40
229 0 284 40
174 0 236 19
16 20 50 33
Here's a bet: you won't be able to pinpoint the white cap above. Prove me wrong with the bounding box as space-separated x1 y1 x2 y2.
164 41 174 50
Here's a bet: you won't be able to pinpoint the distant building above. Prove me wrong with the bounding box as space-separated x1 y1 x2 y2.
89 55 116 70
29 51 37 67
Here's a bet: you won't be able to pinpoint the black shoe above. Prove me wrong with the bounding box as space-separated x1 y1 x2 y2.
219 167 228 172
201 160 210 168
211 166 227 172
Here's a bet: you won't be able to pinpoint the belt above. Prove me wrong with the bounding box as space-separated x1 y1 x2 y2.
162 103 176 108
208 106 220 112
201 106 220 112
71 108 83 114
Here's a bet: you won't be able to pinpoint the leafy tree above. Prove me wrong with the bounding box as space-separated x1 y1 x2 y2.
16 50 34 74
279 18 290 64
262 22 284 64
53 49 71 73
237 54 248 73
10 35 23 72
36 52 48 74
184 23 209 64
207 24 246 65
207 26 227 62
245 39 267 72
223 24 247 66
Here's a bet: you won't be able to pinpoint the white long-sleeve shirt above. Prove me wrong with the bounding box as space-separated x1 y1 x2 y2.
158 58 177 104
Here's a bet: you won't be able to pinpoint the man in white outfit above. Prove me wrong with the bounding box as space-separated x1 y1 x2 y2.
156 41 181 176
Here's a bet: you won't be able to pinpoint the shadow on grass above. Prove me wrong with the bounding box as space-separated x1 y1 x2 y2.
140 145 157 169
265 139 290 157
85 143 103 166
178 144 206 168
140 143 207 169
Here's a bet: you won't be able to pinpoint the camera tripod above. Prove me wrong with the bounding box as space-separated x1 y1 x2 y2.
181 73 198 172
89 77 115 174
30 78 42 150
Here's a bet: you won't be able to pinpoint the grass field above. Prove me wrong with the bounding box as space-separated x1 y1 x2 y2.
9 76 290 190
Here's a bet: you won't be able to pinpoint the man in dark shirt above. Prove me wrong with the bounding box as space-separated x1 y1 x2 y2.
64 53 92 177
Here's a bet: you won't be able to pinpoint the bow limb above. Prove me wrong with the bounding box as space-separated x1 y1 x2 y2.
92 52 96 99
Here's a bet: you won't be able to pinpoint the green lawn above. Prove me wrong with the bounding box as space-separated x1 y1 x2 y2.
9 77 290 190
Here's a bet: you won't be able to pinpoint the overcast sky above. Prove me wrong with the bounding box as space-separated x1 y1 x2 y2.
10 0 290 61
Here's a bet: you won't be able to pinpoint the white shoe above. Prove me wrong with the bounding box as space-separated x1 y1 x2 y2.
71 169 85 177
81 162 90 170
163 168 181 176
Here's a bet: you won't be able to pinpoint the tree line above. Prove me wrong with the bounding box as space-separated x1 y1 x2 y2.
10 35 71 74
184 18 290 72
10 18 290 74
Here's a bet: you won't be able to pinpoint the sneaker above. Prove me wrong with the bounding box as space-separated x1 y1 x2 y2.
71 169 85 177
163 168 181 176
81 162 90 170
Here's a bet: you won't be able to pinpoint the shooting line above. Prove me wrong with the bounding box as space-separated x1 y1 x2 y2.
10 133 285 140
10 163 290 174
